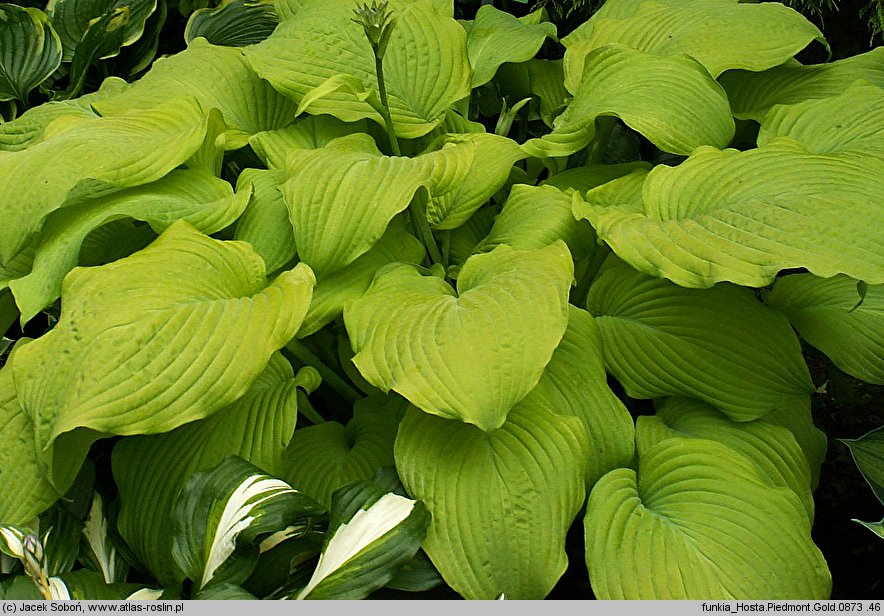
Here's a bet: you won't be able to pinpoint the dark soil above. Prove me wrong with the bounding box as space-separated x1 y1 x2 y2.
805 346 884 599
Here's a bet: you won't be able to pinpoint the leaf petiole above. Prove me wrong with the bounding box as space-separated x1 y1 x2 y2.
285 339 363 403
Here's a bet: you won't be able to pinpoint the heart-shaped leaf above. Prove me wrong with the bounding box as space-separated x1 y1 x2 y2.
245 0 470 138
7 169 249 324
13 221 315 458
280 133 475 276
768 274 884 386
345 242 573 431
757 80 884 158
523 45 734 159
93 38 296 148
426 133 525 230
0 97 207 267
283 395 406 508
584 437 831 599
586 259 814 421
720 48 884 120
476 183 596 261
637 397 815 520
520 306 634 487
395 400 589 599
249 116 369 168
0 5 62 102
563 0 825 81
574 140 884 288
465 5 556 88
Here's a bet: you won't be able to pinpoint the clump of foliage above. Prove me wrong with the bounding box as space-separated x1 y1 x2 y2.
1 0 883 601
0 0 275 116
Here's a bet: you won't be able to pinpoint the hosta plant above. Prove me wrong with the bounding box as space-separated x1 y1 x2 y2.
1 0 883 600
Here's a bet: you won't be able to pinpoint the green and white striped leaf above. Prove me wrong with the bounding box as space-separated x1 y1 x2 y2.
562 0 824 82
636 397 814 520
13 222 315 460
586 259 814 421
584 438 831 599
0 98 207 268
233 169 294 275
94 38 296 148
245 0 470 138
757 81 884 158
185 0 278 47
296 481 429 599
112 355 317 587
80 494 127 584
0 342 59 525
520 306 634 487
297 217 424 338
0 5 62 102
854 518 884 540
395 398 589 599
346 242 573 431
280 133 475 276
41 499 86 576
839 426 884 505
7 170 249 324
574 140 884 288
0 525 32 561
46 0 156 62
55 569 161 600
465 5 556 88
283 395 405 508
248 116 369 168
720 48 884 120
172 456 324 591
475 183 596 261
768 274 884 386
522 45 733 159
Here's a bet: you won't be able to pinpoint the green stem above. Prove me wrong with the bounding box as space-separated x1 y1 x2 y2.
296 390 326 424
372 47 441 265
409 194 443 265
374 54 401 157
285 339 362 403
439 230 451 269
4 100 18 123
587 116 616 165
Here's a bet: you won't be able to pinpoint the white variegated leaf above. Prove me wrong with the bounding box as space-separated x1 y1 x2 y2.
171 456 323 590
296 481 429 600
